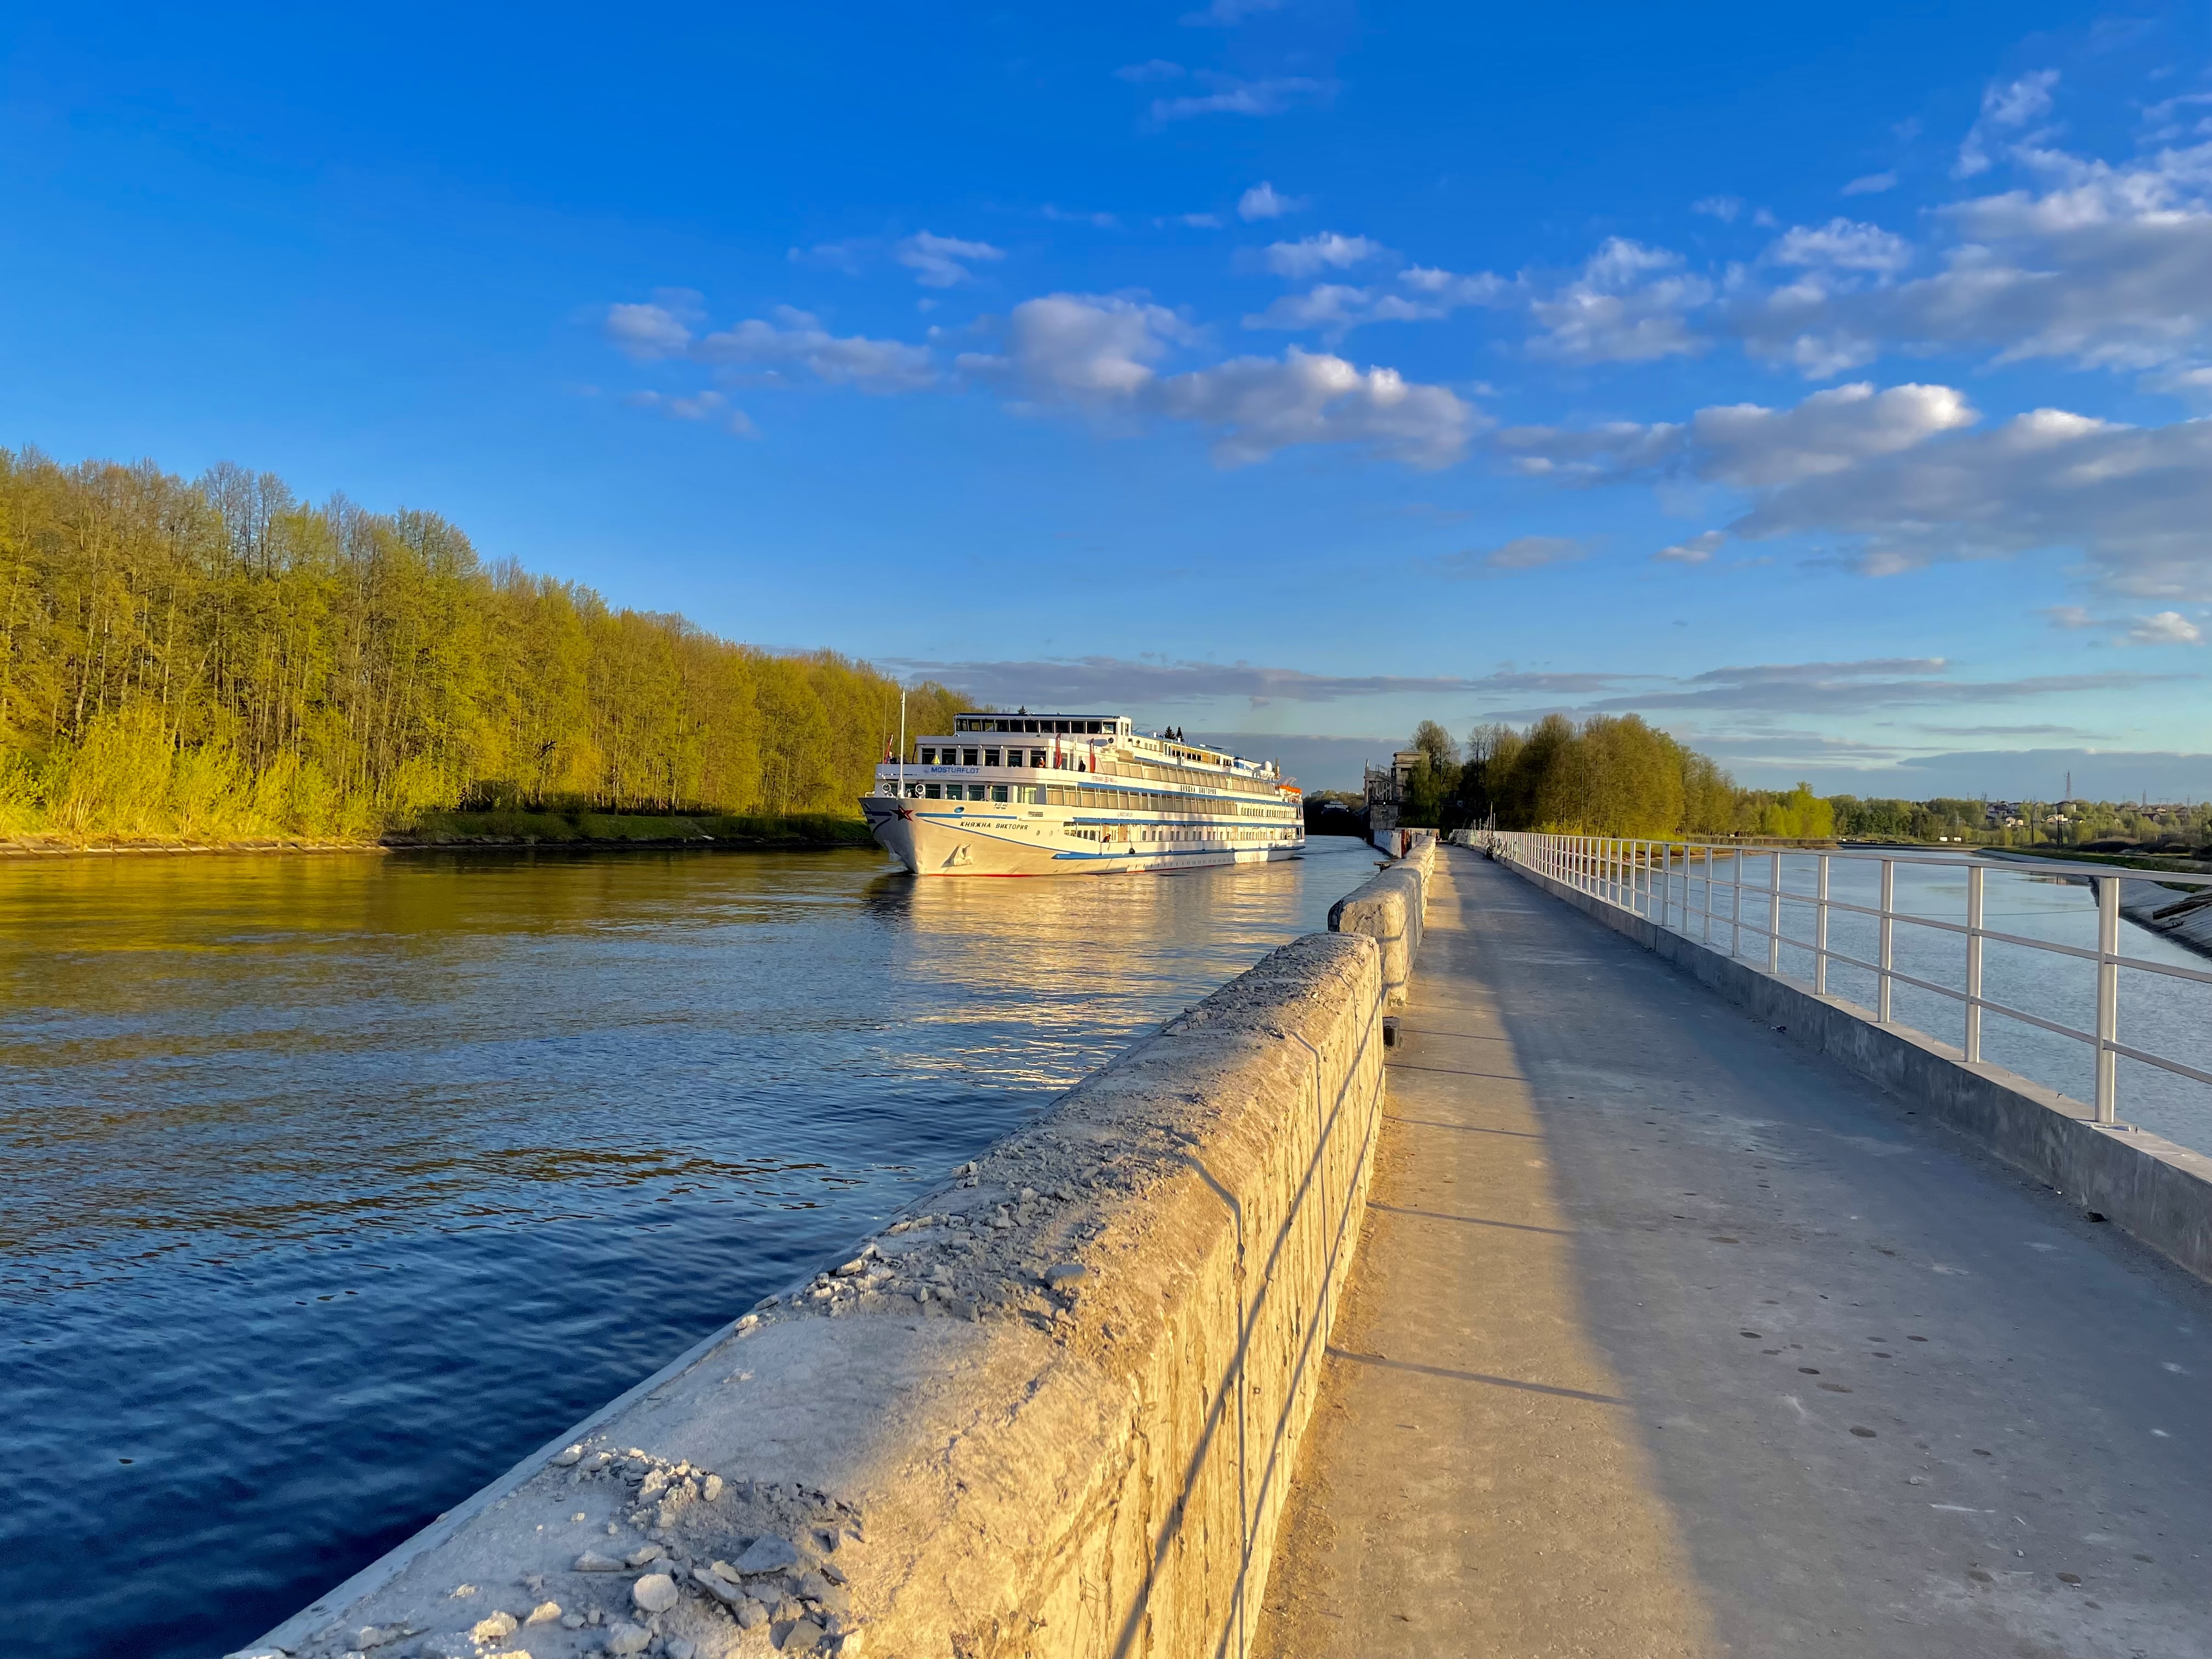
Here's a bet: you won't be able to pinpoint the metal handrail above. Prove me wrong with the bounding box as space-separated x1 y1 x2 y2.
1480 831 2212 1125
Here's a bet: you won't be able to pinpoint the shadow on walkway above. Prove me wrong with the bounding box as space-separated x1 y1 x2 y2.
1253 845 2212 1659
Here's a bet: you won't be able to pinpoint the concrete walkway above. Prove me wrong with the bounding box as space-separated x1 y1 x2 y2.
1253 845 2212 1659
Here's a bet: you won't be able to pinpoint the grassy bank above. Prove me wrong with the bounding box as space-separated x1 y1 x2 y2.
0 811 877 856
392 809 876 848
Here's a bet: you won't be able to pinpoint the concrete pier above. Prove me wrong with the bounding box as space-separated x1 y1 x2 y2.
1253 845 2212 1658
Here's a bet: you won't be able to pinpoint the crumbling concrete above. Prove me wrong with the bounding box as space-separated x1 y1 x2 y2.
236 932 1389 1659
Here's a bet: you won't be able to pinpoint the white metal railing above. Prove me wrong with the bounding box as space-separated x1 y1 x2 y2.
1480 831 2212 1125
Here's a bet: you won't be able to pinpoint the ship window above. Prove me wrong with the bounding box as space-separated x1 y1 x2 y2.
1086 721 1101 734
984 748 1000 766
918 747 935 764
1029 748 1046 768
1023 719 1038 733
963 784 983 801
924 783 943 799
990 785 1009 803
962 747 979 766
907 782 924 797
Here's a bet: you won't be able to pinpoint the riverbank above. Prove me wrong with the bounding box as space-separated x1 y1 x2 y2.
0 812 877 858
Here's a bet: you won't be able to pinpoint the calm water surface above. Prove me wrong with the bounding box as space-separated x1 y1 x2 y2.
1674 850 2212 1152
1 840 1379 1659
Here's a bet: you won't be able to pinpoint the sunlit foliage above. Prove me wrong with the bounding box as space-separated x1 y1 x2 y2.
0 449 963 840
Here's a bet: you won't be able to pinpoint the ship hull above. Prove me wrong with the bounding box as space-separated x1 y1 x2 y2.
860 794 1304 878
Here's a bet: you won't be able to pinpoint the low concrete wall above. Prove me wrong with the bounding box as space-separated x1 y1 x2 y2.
1497 851 2212 1286
239 932 1390 1659
1325 833 1435 1010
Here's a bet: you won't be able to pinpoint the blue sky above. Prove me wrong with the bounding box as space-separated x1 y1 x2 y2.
4 2 2210 797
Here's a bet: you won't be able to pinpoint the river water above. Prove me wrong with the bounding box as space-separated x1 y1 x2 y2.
0 840 1379 1659
1667 849 2212 1151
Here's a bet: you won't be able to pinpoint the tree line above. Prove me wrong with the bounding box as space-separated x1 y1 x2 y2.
0 448 964 840
1384 714 2210 850
1386 713 1834 839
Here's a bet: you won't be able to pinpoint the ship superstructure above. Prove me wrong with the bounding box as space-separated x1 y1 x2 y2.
860 711 1305 877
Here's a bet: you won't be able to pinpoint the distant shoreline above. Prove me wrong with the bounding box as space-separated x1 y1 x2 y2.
0 810 880 859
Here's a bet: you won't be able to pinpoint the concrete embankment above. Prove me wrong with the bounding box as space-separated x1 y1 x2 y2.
2120 884 2212 960
1325 833 1435 1012
1983 848 2212 962
1496 851 2212 1286
239 929 1393 1659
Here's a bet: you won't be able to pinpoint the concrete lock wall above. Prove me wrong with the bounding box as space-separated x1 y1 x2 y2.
1326 832 1436 1011
1499 854 2212 1288
239 932 1391 1659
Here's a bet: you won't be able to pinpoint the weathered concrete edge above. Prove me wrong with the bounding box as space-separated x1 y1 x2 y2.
1497 851 2212 1285
250 929 1392 1659
260 1313 760 1646
1326 831 1436 1009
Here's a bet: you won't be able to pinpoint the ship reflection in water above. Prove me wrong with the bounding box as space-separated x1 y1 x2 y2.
0 837 1378 1659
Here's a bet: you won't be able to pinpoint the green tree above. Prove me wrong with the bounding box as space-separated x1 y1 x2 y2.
0 447 968 840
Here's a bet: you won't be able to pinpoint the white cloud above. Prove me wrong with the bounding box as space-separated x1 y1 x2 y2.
1170 212 1224 229
1655 531 1728 564
2041 603 2207 645
1842 172 1899 196
605 292 703 361
1739 135 2212 376
1158 351 1476 467
1768 217 1913 275
1043 205 1119 228
1500 382 2211 597
1238 181 1305 221
1243 267 1511 340
695 306 937 392
1528 238 1712 363
1730 407 2212 597
1690 382 1976 487
1956 69 2060 179
1116 59 1186 82
1500 383 1971 493
624 389 758 437
961 294 1187 407
1263 232 1386 277
966 292 1476 467
1692 196 1743 222
1497 419 1686 482
2128 610 2204 645
1150 75 1330 122
895 231 1006 288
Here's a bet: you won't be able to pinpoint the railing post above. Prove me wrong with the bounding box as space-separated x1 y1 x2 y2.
1702 847 1712 944
1878 857 1895 1023
1767 850 1781 974
1964 865 1984 1064
1814 853 1830 996
1730 848 1742 956
1659 842 1671 928
2096 876 2119 1124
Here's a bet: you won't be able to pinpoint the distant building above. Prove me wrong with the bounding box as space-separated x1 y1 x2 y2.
1363 751 1423 836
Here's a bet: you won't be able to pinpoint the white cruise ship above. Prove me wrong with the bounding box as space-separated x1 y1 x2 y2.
860 711 1306 877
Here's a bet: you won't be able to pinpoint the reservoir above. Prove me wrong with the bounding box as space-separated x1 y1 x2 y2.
2 840 1379 1659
